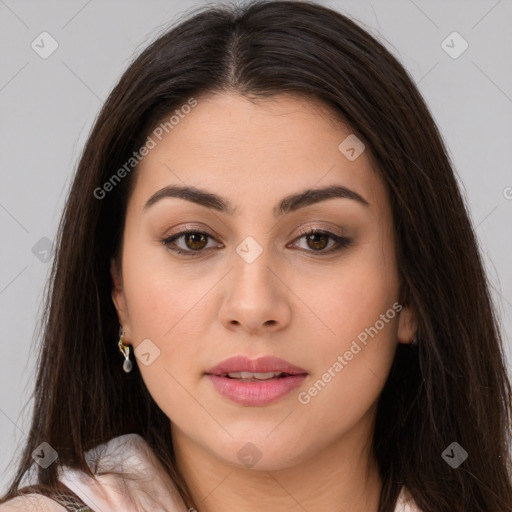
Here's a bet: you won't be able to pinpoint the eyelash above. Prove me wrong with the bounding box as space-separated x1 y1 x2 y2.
160 228 351 258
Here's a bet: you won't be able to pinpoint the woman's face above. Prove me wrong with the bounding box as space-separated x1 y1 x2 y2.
111 92 416 471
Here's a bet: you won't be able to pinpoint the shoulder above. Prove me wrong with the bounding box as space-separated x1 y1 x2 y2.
57 433 188 511
5 433 187 512
0 494 67 511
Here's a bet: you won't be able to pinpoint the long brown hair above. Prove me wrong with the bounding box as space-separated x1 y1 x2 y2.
1 1 511 511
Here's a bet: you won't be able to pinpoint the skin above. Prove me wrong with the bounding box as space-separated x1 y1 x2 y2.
111 91 417 512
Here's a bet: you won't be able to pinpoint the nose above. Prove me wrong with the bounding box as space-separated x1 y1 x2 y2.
218 245 292 335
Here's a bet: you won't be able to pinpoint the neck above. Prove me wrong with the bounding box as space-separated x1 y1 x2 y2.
172 415 383 512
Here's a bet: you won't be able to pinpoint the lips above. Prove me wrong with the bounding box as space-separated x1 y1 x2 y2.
205 355 308 406
206 355 308 376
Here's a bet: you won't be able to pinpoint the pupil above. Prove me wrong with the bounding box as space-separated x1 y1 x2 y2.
308 233 328 250
186 233 206 250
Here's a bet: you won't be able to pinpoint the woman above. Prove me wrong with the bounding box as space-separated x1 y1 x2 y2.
1 1 511 511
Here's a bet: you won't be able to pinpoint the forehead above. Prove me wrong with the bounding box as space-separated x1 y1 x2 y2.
129 92 387 216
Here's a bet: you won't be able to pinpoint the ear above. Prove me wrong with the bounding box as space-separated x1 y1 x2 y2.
110 258 132 342
397 304 418 345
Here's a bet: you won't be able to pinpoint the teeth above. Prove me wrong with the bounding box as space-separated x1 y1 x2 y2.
226 371 283 380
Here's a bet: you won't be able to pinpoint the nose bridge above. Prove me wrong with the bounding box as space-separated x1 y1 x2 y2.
218 230 291 332
230 208 276 273
232 233 276 296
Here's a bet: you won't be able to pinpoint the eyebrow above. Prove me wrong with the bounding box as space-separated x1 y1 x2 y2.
143 184 370 217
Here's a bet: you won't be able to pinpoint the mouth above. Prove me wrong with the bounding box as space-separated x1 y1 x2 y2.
217 371 303 381
205 355 308 406
205 354 308 377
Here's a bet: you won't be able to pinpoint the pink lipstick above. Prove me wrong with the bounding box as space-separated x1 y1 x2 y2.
205 355 308 406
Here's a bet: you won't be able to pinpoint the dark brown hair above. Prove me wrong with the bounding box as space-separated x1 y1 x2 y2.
1 1 511 511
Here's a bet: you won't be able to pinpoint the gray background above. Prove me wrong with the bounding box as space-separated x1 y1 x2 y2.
1 0 511 492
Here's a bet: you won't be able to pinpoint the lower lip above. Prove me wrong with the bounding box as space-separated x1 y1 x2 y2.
206 374 307 406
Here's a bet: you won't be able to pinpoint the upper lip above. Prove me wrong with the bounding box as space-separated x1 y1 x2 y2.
206 355 308 376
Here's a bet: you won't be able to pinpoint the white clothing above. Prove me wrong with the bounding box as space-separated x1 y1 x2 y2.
16 433 422 511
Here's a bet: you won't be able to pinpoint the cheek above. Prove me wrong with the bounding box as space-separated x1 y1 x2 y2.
296 239 399 412
122 234 212 339
120 243 220 419
304 236 399 347
122 271 204 425
296 289 398 439
124 273 214 376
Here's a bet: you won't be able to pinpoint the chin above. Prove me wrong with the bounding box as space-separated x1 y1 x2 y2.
209 433 315 472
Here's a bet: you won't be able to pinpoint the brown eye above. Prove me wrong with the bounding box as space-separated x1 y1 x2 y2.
305 232 330 251
161 229 222 257
184 232 208 250
291 228 351 255
162 228 350 258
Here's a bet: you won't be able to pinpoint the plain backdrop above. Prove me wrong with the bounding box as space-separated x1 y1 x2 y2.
1 0 511 493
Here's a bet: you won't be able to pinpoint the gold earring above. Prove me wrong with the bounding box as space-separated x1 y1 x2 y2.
118 326 133 373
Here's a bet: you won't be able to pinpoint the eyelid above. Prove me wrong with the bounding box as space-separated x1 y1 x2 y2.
162 221 344 240
289 226 350 254
294 224 345 238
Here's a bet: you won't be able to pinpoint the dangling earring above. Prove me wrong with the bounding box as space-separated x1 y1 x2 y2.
411 334 418 346
118 326 133 373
